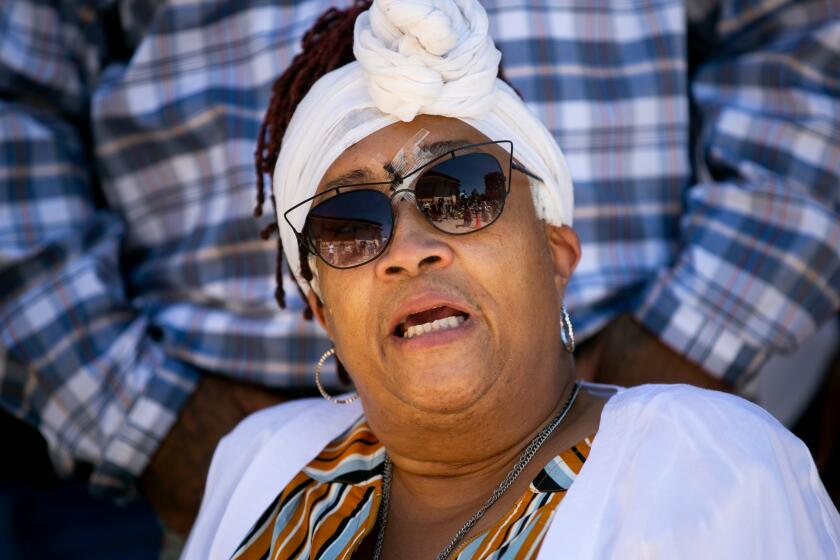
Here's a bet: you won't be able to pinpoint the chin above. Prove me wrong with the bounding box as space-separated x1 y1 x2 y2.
389 361 500 416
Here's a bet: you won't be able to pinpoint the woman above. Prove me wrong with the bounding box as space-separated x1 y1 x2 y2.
184 1 839 558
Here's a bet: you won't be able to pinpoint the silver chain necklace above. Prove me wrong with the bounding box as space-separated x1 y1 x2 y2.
371 382 581 560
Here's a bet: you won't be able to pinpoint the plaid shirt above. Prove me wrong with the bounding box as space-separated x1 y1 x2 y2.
1 0 838 497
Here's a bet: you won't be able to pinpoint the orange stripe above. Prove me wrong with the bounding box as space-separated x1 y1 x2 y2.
474 492 532 556
308 435 381 468
310 483 372 555
232 509 278 560
317 420 373 453
309 423 381 467
273 482 332 559
512 496 562 559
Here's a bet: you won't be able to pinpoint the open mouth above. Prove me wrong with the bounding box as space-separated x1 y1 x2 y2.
393 306 469 339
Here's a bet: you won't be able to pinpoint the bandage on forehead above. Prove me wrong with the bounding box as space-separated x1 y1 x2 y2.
274 0 574 294
388 129 431 176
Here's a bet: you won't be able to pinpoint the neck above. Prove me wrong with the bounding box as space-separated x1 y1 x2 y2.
382 369 577 522
369 369 595 560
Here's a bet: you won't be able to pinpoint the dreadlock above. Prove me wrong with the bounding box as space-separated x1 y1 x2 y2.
255 0 372 318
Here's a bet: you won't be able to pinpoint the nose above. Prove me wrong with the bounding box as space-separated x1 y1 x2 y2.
374 196 455 280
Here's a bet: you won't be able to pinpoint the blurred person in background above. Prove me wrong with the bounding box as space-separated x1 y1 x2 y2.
0 0 838 556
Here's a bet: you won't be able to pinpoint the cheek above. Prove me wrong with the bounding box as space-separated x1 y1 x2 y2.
319 270 378 355
489 187 551 268
471 202 557 314
486 236 553 304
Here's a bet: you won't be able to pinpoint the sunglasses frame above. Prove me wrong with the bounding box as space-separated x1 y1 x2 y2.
283 140 542 270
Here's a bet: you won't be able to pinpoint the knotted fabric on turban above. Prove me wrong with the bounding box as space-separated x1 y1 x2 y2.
274 0 574 292
355 0 501 120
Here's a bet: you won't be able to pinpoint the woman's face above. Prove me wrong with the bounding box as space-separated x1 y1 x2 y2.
307 115 579 425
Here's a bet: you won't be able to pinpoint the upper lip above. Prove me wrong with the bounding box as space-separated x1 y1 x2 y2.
386 291 475 336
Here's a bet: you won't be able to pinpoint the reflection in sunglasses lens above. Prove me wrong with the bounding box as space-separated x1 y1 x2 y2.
306 190 392 268
304 150 507 268
415 152 506 234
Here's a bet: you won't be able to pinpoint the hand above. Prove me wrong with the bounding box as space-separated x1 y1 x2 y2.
138 374 293 535
575 313 731 392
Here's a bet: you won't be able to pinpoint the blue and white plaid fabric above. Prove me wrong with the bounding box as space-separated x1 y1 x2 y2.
1 0 838 496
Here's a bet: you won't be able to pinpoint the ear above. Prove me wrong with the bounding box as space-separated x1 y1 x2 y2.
545 224 581 293
306 288 334 338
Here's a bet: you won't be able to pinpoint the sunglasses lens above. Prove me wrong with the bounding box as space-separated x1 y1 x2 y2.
414 152 507 234
302 147 511 269
305 190 392 268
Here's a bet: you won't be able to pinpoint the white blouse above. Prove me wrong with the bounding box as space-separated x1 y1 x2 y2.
184 383 840 559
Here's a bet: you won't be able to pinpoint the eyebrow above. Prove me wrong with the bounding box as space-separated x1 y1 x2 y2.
419 139 472 159
321 168 376 191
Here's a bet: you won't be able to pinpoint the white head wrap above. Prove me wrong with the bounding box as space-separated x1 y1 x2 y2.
274 0 573 292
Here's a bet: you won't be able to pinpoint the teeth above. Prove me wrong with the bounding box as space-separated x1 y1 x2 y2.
403 315 465 339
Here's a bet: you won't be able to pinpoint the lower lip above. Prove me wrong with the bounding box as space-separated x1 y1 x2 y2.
389 316 474 349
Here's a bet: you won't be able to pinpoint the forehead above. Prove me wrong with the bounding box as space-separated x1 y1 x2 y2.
316 116 494 193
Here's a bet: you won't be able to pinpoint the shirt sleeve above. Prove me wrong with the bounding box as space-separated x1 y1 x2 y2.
635 0 840 383
0 1 197 497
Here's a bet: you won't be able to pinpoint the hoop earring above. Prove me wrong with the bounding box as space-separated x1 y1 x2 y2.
315 348 359 405
560 305 575 353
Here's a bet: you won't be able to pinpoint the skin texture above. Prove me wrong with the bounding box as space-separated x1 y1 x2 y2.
306 115 605 558
576 314 731 392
